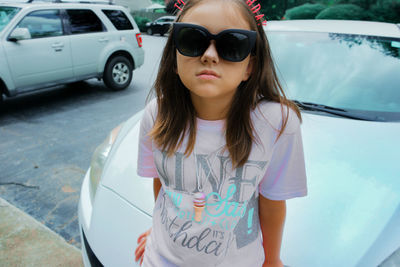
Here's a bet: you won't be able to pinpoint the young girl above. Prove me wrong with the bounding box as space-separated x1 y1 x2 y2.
135 0 308 266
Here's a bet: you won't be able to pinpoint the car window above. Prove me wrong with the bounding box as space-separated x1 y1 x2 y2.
268 31 400 120
15 9 63 39
0 6 21 32
66 9 104 34
156 18 165 23
102 9 133 30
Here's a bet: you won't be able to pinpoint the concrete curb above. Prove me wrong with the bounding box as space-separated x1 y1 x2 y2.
0 197 84 267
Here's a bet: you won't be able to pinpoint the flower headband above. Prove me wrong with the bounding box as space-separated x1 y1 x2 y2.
174 0 267 26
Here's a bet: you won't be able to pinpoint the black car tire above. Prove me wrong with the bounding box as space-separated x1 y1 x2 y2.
103 56 133 91
147 28 153 35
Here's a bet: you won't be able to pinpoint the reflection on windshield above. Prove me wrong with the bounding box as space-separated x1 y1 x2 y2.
267 31 400 120
0 7 21 32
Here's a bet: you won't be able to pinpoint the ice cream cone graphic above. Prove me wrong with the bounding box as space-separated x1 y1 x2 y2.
193 192 206 222
194 206 204 222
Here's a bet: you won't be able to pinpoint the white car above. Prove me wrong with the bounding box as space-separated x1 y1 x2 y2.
78 20 400 266
0 0 144 105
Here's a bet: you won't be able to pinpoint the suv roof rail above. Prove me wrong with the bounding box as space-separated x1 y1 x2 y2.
26 0 115 4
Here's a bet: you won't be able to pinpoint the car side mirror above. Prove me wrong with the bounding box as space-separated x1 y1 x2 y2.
8 27 31 42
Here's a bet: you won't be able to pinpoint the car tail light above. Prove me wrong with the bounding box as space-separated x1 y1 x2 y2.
136 33 142 47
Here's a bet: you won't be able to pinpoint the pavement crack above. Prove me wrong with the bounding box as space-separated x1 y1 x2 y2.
0 182 40 189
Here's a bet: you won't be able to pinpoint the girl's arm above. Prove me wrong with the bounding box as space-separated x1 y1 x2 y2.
135 177 161 265
259 194 286 267
154 177 162 201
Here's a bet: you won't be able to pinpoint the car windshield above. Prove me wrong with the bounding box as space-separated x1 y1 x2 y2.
0 6 21 32
267 31 400 122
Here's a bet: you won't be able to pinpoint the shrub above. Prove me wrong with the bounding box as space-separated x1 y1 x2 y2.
284 3 327 19
315 4 371 20
369 0 400 23
335 0 370 9
133 16 151 32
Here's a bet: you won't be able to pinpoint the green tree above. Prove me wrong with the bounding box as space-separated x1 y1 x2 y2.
284 3 327 19
335 0 374 9
369 0 400 23
315 4 371 19
151 0 165 5
133 16 151 32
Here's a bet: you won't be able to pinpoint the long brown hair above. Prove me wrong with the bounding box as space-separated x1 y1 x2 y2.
147 0 302 169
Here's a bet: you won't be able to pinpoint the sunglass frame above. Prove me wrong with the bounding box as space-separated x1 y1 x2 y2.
172 22 257 62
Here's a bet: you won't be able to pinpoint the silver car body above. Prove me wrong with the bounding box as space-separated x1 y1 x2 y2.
0 1 144 96
78 20 400 266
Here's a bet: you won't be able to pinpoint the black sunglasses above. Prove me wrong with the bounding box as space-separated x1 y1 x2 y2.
173 22 257 62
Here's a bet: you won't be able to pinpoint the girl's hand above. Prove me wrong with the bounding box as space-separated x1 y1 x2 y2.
135 228 151 266
263 259 284 267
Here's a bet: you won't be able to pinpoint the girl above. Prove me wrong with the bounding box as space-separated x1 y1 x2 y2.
135 0 308 266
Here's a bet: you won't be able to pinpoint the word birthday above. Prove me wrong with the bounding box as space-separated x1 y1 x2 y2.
164 184 246 231
174 0 267 26
246 0 267 26
174 0 185 11
159 191 236 257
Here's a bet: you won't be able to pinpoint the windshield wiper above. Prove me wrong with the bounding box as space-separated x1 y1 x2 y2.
292 100 382 121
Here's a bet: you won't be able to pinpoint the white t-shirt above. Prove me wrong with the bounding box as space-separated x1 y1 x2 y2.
137 98 308 267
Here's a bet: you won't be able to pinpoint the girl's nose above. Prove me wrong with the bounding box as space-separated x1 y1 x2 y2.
200 40 219 64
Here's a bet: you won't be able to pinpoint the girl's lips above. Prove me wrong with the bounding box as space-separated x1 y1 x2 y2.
197 74 219 80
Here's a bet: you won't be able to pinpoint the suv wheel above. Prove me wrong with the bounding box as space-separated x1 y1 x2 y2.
0 92 3 111
147 28 153 35
103 56 133 91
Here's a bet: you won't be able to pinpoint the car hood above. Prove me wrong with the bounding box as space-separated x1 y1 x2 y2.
100 110 400 267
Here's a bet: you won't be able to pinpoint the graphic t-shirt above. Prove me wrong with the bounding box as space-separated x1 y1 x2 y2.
137 98 308 267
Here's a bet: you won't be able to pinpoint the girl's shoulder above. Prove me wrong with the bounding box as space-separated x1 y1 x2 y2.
142 97 158 123
253 99 301 135
142 98 158 129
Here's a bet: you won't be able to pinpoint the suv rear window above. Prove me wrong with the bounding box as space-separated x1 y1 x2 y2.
66 9 104 34
102 9 133 30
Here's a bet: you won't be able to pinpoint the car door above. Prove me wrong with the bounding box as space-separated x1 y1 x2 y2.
64 8 110 78
3 9 73 91
154 18 164 33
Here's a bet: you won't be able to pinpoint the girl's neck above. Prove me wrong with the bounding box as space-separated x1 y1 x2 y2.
190 93 233 121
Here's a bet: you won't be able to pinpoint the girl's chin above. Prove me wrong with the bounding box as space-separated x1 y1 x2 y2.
189 88 235 100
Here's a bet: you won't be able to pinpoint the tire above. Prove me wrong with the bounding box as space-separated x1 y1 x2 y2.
0 92 3 112
103 56 133 91
147 28 153 35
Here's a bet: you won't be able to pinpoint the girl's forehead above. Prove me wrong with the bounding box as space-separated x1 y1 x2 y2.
180 1 251 33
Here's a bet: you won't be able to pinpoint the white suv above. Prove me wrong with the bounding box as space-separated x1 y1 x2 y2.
0 0 144 105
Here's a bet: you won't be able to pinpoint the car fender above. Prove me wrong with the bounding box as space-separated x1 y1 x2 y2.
0 42 16 95
97 43 136 74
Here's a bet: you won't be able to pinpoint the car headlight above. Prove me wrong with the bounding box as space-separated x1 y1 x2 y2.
146 22 150 26
88 122 124 201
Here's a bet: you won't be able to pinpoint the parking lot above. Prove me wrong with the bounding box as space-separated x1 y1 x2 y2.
0 34 164 255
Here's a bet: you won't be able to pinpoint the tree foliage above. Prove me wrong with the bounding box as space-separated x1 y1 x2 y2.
315 4 371 19
258 0 399 23
153 0 400 23
284 3 326 19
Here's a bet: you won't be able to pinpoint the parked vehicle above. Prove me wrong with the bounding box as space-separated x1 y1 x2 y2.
145 15 175 36
0 0 144 106
78 19 400 266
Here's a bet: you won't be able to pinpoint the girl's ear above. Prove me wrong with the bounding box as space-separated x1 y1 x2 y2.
243 56 255 81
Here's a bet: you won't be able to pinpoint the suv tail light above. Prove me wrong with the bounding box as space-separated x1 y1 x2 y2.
136 33 142 47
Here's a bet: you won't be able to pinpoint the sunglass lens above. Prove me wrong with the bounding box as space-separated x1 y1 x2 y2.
217 32 250 62
177 28 208 57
